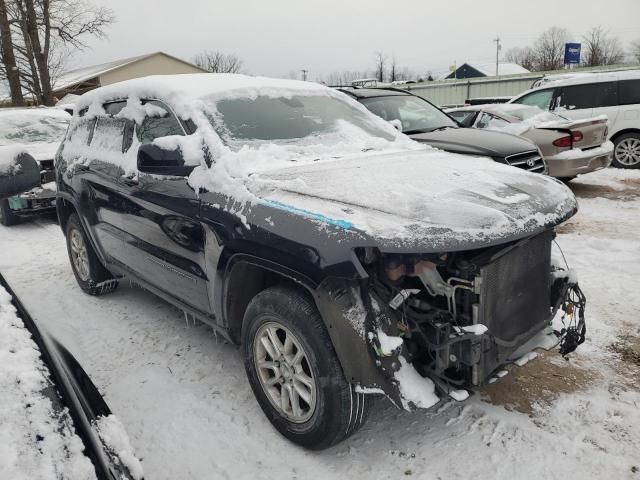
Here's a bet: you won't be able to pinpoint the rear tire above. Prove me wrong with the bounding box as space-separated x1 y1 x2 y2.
0 199 19 226
242 285 369 449
65 213 118 295
612 133 640 169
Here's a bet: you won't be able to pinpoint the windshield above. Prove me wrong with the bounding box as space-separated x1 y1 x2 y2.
0 110 69 146
359 95 458 134
207 94 396 146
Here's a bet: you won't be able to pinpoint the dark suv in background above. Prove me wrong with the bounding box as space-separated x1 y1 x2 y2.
339 87 547 174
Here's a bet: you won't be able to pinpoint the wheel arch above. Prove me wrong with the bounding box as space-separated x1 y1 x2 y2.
610 128 640 142
222 255 318 344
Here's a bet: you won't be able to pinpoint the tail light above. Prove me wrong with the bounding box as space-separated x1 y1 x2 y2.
552 136 572 148
553 131 583 148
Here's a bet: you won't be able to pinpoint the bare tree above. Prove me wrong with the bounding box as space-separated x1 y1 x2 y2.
374 51 386 82
0 0 24 104
633 38 640 63
389 55 397 82
193 50 243 73
532 26 570 71
582 26 625 66
504 46 536 71
1 0 113 105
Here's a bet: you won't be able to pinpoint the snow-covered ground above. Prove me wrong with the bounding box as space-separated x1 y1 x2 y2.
0 168 639 480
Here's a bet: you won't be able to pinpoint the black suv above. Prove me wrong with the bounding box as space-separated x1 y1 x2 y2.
10 74 586 449
338 87 547 174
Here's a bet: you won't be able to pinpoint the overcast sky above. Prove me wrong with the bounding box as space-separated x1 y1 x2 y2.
71 0 640 80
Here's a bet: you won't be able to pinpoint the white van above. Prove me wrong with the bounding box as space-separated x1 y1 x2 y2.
509 70 640 168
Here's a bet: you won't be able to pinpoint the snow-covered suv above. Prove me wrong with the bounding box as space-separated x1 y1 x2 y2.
36 74 586 449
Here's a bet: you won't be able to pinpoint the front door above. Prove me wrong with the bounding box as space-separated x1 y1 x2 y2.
117 100 211 313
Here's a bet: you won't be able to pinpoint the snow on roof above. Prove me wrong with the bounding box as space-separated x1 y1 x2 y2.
469 62 530 76
52 52 205 93
75 73 330 111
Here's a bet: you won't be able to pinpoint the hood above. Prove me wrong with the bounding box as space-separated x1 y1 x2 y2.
249 148 577 252
408 127 537 159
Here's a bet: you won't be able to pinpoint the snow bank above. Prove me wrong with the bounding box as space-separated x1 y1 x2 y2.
0 285 96 480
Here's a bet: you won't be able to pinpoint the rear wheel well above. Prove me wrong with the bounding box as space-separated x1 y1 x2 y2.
610 128 640 142
56 198 76 233
224 262 311 343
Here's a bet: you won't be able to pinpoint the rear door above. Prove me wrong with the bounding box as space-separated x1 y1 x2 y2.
617 78 640 135
556 81 618 123
115 100 211 313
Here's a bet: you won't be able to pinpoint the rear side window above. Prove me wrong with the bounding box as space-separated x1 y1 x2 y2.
91 117 128 153
137 100 184 144
558 82 617 109
512 89 555 110
448 111 477 127
619 79 640 105
67 118 95 145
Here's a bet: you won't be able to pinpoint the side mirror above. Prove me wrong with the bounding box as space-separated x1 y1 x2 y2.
137 143 195 176
0 152 41 200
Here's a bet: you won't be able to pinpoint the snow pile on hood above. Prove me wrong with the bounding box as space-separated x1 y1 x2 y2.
250 149 577 249
95 415 144 480
0 285 96 480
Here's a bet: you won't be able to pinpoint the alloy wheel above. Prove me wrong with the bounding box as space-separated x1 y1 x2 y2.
615 137 640 166
69 228 90 281
253 321 317 423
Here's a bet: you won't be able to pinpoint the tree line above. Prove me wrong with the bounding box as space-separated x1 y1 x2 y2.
0 0 113 106
505 25 638 72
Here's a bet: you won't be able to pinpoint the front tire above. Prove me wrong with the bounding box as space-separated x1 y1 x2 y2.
65 213 118 295
612 133 640 169
242 286 369 449
0 199 19 226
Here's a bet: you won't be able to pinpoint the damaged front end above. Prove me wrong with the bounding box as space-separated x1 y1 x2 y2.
319 228 586 410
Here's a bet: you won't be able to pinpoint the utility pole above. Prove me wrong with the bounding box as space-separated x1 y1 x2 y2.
301 69 308 81
493 36 501 76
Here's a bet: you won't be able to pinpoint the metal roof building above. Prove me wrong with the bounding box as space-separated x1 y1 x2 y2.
445 62 530 79
51 51 207 99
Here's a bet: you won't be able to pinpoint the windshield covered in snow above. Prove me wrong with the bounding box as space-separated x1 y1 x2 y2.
0 110 69 146
206 94 396 147
359 95 458 134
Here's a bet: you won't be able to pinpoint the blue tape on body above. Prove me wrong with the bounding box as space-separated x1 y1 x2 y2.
262 199 353 229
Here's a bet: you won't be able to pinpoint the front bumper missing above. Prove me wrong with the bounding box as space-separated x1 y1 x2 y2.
358 278 587 410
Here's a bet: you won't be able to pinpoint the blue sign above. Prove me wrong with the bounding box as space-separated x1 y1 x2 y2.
564 43 581 65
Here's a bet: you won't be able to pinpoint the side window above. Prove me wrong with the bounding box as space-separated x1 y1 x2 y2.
512 89 555 110
91 117 128 153
449 111 476 127
476 113 508 129
137 100 184 144
619 79 640 105
67 117 95 145
103 101 127 116
558 82 617 110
